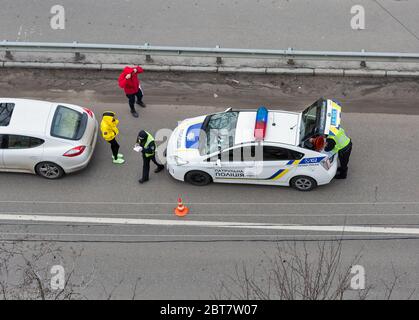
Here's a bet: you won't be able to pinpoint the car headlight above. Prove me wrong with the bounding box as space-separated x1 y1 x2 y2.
173 156 189 166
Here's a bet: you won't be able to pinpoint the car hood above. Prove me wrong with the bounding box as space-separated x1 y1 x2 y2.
167 115 206 160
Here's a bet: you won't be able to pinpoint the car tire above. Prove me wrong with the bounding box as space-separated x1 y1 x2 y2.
35 162 65 180
185 171 213 186
290 176 317 191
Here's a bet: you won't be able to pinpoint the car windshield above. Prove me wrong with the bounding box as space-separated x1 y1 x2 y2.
200 111 239 155
50 106 87 140
300 100 326 143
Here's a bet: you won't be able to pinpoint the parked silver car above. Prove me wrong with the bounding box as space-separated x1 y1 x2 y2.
0 98 98 179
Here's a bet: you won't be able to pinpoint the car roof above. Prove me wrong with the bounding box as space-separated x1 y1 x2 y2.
0 98 56 135
234 110 300 146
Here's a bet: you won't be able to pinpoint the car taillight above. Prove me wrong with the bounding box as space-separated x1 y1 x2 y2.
83 108 94 118
320 157 332 170
63 146 86 157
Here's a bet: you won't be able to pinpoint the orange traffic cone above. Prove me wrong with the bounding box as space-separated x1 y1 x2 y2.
174 197 189 217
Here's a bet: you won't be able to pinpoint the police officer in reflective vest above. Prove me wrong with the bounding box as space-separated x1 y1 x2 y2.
324 127 352 179
137 130 165 184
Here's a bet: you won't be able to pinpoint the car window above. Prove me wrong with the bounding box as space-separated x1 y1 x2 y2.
201 112 239 155
220 147 241 162
0 135 5 149
207 145 258 162
263 146 304 161
242 145 257 162
51 105 87 140
5 135 45 149
0 103 15 126
288 149 304 160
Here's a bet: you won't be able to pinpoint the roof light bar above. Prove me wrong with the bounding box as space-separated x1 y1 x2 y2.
254 106 268 140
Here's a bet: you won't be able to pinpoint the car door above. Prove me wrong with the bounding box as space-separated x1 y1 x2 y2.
255 144 304 185
2 135 45 172
205 144 258 183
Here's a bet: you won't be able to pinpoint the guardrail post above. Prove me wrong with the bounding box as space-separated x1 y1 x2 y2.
5 50 13 60
73 41 85 62
1 41 13 60
145 43 153 62
286 48 295 65
360 49 367 68
216 45 222 64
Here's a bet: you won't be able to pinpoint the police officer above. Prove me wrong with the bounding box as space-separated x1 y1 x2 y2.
324 127 352 179
136 130 164 183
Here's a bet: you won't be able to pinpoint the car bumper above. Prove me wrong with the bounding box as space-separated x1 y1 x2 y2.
316 160 338 186
166 161 187 182
63 123 98 174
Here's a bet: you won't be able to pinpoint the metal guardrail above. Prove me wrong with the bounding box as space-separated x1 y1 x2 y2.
1 40 419 64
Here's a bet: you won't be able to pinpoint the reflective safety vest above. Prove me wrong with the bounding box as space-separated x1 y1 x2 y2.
329 128 350 154
143 131 155 158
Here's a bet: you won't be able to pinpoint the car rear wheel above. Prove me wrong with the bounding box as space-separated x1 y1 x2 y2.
35 162 65 180
185 171 212 186
290 176 317 191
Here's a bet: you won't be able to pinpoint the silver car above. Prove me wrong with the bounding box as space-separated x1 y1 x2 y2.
0 98 98 179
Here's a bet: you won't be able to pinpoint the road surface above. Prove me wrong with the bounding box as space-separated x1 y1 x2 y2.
1 0 419 52
0 69 418 299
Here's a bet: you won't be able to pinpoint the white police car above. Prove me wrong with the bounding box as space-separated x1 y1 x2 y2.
166 98 341 191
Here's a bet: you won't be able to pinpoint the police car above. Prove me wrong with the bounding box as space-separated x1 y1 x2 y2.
166 98 342 191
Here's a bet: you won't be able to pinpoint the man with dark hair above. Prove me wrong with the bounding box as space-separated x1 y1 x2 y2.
324 128 352 179
136 130 164 183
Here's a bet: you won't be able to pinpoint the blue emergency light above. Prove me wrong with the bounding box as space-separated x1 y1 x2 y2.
254 106 268 140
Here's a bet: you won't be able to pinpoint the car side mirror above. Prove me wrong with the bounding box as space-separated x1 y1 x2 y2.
216 159 222 167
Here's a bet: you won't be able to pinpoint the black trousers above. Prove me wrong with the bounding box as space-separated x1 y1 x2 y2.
108 138 120 160
126 89 143 111
141 155 164 181
337 141 352 178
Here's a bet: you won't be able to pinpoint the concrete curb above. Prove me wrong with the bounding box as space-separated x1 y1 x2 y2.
2 61 419 78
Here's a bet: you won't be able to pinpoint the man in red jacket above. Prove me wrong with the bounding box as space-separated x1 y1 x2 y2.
118 66 146 118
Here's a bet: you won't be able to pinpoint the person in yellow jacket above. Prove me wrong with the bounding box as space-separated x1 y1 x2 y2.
100 111 125 164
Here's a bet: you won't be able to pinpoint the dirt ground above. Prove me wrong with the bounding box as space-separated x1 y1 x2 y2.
0 68 418 114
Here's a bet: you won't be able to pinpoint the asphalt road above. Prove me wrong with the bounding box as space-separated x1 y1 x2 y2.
0 69 418 299
1 0 419 52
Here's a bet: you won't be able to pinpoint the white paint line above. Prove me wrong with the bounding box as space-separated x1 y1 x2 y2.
3 211 419 217
0 232 413 239
1 214 419 235
0 200 418 206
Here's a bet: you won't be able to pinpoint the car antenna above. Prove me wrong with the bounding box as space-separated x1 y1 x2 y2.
290 123 298 130
271 111 276 126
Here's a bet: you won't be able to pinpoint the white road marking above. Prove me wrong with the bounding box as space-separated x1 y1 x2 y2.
0 200 418 206
1 214 419 235
0 232 414 239
2 211 419 217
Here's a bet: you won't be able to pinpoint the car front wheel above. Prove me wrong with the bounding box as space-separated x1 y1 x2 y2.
290 176 317 191
185 171 212 186
35 162 65 180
